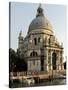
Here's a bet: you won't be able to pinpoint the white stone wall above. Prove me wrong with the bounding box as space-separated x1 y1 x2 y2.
18 27 64 72
27 60 41 71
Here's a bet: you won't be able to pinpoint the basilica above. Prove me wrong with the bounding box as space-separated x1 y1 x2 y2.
18 4 64 72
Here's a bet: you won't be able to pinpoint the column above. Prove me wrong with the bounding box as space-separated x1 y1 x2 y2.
58 52 61 70
45 48 49 72
56 52 59 71
56 52 61 71
61 51 64 70
50 51 52 70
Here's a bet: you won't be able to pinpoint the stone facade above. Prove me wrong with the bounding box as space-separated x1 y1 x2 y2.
18 4 64 72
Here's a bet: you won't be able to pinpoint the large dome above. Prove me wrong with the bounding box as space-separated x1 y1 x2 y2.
28 4 53 34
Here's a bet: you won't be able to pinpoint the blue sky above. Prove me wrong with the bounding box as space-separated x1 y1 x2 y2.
10 2 66 60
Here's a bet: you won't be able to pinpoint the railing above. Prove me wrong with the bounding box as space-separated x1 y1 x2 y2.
10 71 49 77
10 70 66 82
10 69 66 79
10 70 65 77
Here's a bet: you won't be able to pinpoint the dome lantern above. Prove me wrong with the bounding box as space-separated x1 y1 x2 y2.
36 4 44 17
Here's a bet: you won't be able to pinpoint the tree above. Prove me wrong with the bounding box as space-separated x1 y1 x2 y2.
9 48 17 72
16 49 27 71
9 48 27 72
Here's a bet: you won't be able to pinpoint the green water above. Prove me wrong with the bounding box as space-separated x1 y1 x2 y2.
10 79 66 88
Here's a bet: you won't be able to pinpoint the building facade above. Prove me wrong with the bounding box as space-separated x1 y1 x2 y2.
18 4 64 72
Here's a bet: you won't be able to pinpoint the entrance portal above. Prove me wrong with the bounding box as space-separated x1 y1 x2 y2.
52 52 56 70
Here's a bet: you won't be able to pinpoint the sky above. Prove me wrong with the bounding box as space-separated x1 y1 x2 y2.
10 2 66 61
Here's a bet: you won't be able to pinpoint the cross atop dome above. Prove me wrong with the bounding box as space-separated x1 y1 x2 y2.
38 3 41 8
19 30 22 37
36 4 44 17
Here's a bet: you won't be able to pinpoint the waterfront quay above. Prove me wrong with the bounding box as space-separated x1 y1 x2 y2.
9 70 66 88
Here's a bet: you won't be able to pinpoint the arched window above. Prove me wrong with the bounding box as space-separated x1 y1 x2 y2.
34 38 37 45
33 51 35 56
30 51 38 57
38 37 40 43
30 52 32 56
49 38 50 44
52 52 56 70
36 52 38 56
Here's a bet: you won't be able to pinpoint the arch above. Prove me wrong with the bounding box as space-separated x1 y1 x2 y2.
38 37 40 43
30 51 38 57
48 38 50 44
52 52 56 70
34 38 37 45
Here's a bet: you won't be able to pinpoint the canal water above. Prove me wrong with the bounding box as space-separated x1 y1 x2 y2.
10 79 66 88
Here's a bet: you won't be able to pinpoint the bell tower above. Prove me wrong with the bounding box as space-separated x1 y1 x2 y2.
18 30 24 50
